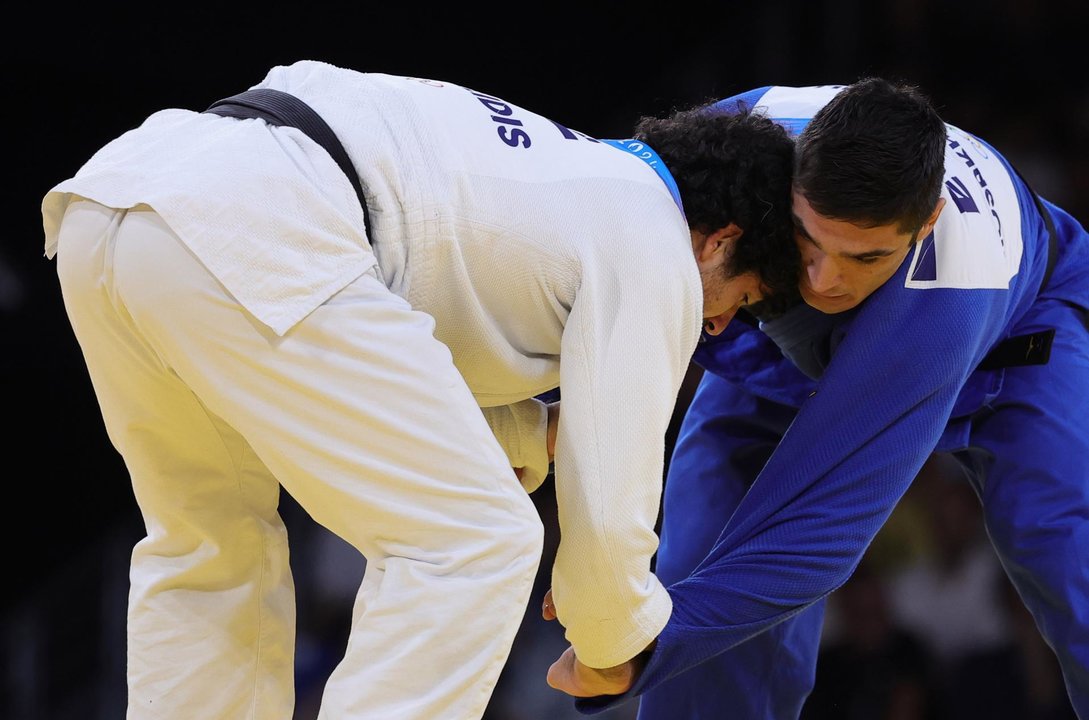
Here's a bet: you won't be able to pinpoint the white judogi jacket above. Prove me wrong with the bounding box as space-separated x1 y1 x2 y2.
41 59 702 668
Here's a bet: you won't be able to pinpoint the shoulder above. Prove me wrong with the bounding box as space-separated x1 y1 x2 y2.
711 85 848 137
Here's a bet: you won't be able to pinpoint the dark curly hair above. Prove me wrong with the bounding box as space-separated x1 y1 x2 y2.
633 105 801 317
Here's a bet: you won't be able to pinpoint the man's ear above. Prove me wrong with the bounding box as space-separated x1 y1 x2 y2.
911 199 945 244
924 198 946 232
696 223 743 263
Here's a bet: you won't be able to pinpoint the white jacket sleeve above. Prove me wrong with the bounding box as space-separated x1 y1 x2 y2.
479 398 551 492
551 225 702 668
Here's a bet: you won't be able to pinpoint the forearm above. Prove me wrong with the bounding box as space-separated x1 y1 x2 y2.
578 285 1004 711
574 409 937 714
552 333 692 667
550 409 674 667
552 248 699 668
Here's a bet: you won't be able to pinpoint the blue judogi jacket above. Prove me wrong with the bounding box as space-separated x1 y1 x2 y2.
577 85 1089 714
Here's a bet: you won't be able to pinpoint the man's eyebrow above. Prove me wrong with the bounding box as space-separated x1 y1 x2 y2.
792 214 819 247
793 213 899 261
848 247 897 261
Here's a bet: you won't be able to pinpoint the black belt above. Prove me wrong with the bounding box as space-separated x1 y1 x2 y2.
203 88 372 237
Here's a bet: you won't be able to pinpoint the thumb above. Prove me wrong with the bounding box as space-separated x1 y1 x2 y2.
546 646 576 692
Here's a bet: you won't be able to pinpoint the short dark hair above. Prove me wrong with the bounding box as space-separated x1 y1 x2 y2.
794 77 947 236
633 105 800 317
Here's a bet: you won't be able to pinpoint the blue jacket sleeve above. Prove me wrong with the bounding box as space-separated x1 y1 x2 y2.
576 261 1010 714
691 313 817 408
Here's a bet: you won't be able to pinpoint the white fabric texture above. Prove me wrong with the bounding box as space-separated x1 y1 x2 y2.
55 201 543 719
42 59 703 713
480 399 551 492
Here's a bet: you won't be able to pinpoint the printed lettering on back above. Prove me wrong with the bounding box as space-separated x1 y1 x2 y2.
469 91 532 149
904 125 1023 290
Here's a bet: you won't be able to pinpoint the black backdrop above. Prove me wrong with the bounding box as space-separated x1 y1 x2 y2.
4 0 1087 698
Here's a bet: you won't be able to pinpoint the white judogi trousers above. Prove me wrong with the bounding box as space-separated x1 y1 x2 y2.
54 199 544 720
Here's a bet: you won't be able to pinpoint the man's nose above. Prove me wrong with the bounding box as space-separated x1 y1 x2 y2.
805 251 840 294
703 307 738 336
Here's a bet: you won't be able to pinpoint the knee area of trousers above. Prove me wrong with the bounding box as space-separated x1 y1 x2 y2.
442 513 542 584
495 503 545 569
513 505 546 556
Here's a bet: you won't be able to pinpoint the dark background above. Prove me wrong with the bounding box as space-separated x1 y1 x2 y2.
4 3 1087 718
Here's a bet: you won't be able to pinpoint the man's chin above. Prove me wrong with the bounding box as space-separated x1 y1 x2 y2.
801 288 859 314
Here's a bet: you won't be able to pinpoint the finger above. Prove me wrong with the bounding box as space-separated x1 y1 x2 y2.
547 647 592 696
541 588 556 620
546 654 564 690
574 656 634 697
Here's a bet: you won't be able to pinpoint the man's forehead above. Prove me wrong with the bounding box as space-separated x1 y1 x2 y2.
791 197 907 256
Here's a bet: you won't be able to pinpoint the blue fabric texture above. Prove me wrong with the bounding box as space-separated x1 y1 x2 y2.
576 85 1089 718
